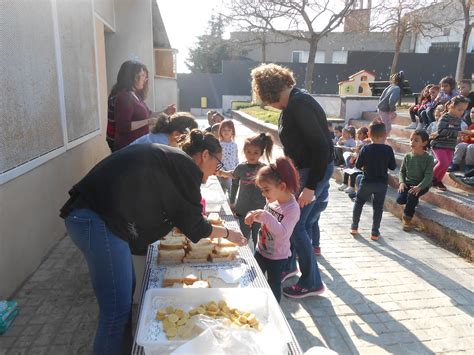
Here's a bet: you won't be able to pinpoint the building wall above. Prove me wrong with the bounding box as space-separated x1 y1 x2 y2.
154 77 178 112
178 51 474 111
0 0 162 298
104 0 155 110
231 31 412 63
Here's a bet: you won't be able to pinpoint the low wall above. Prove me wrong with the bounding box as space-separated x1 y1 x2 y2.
313 94 341 118
222 95 252 113
231 110 281 145
340 96 379 123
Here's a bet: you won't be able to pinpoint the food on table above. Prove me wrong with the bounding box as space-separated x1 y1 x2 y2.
211 237 237 247
207 276 239 288
207 212 222 225
163 266 199 287
158 249 185 264
155 300 262 340
159 237 187 250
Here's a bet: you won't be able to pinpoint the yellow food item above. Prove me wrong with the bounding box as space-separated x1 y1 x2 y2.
155 300 262 340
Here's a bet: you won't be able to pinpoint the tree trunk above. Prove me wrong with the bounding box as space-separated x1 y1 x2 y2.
390 39 402 76
304 40 317 92
261 34 267 63
455 25 472 82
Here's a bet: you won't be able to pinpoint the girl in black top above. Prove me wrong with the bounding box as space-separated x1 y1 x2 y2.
60 130 245 354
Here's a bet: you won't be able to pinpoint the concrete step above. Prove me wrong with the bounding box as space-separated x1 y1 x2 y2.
384 167 474 222
361 111 412 126
332 169 474 261
351 119 413 140
386 136 411 154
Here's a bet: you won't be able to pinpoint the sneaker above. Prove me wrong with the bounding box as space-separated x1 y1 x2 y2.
338 184 348 191
464 165 474 173
313 247 321 256
371 235 381 241
281 269 298 283
344 186 355 193
447 163 460 172
406 122 417 129
434 181 447 191
416 123 424 130
283 283 325 299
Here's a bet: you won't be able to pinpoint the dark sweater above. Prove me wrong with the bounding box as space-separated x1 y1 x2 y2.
60 144 212 255
356 144 396 184
278 88 334 189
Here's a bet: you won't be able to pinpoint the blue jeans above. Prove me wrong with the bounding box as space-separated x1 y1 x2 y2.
308 201 328 248
65 208 135 355
283 162 333 289
255 252 287 303
351 182 388 236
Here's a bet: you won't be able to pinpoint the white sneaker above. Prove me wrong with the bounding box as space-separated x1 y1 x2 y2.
406 122 417 129
344 186 355 193
416 123 423 130
338 184 347 191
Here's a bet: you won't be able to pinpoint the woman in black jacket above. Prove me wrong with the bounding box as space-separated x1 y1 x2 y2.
60 129 245 355
251 64 334 299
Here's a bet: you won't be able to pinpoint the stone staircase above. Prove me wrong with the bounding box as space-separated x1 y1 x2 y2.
336 111 474 260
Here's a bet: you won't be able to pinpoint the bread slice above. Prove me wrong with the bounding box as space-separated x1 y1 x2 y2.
207 213 222 225
208 276 239 288
211 238 237 247
182 256 209 264
213 246 238 257
163 235 187 244
163 266 199 286
188 280 210 288
210 254 236 263
159 238 186 250
158 249 185 265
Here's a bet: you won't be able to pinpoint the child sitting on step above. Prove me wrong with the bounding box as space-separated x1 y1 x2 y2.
431 96 470 191
334 126 356 167
351 121 396 241
397 130 435 231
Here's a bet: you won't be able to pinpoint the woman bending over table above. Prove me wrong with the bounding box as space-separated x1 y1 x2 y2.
60 129 246 355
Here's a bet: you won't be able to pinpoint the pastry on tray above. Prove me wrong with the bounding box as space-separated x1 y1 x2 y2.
207 212 222 225
158 249 185 264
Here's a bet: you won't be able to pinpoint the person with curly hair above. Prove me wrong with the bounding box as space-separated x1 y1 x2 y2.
251 63 334 299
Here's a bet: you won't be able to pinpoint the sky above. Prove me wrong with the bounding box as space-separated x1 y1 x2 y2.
157 0 229 73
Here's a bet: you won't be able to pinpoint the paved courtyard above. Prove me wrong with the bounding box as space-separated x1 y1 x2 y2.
1 119 473 354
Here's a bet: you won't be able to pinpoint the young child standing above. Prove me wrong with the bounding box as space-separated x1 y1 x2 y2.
351 121 396 241
377 71 404 136
397 130 434 231
245 157 300 303
217 120 239 195
219 133 274 247
431 96 470 191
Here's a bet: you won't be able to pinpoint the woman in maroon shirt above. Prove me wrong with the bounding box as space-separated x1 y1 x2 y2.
106 61 152 151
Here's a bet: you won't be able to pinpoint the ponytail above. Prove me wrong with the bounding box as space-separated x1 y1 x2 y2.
181 129 222 157
244 132 274 162
256 157 299 194
152 112 198 134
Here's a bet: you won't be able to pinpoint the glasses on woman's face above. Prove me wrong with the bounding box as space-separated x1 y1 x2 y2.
210 153 224 172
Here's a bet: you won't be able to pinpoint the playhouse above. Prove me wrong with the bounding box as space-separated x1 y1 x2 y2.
338 70 376 96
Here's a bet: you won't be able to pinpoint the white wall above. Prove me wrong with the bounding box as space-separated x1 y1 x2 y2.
154 77 178 113
313 95 341 118
222 95 252 112
340 96 380 122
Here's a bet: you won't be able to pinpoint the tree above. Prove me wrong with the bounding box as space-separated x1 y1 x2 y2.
186 15 233 73
370 0 449 76
455 0 474 82
225 0 356 92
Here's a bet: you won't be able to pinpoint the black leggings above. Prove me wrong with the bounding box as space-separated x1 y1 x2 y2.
344 171 362 187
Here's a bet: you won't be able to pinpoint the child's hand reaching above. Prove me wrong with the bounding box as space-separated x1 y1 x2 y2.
245 210 263 226
398 183 407 193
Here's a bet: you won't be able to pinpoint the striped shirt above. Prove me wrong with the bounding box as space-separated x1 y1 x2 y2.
399 152 435 189
431 113 462 150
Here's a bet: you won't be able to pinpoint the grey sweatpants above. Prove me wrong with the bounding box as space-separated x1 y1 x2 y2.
452 143 474 165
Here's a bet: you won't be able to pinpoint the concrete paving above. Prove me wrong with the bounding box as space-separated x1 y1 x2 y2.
1 118 473 354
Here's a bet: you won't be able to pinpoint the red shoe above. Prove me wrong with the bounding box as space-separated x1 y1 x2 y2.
313 247 321 256
283 283 325 299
